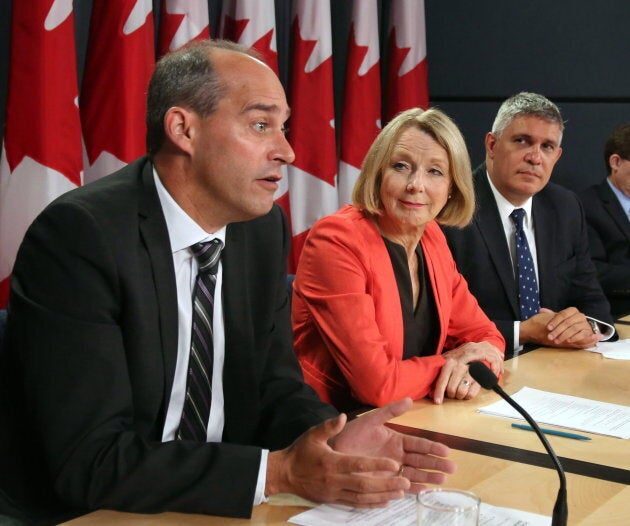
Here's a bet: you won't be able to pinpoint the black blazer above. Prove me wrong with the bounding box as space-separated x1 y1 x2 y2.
442 165 613 354
0 157 335 521
579 180 630 316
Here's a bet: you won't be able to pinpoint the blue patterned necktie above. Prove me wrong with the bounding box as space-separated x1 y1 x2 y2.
177 239 223 441
510 208 540 320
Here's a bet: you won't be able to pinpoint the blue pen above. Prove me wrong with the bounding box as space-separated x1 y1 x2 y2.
511 423 592 441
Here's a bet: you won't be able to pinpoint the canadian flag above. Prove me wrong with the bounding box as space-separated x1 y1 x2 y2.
385 0 429 121
337 0 382 206
218 0 293 229
219 0 278 73
157 0 210 57
80 0 155 184
287 0 338 271
0 0 83 308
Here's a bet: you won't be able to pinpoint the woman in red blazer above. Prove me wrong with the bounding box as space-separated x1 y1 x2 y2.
293 108 505 412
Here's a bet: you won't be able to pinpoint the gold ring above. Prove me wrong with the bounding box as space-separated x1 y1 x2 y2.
398 464 405 477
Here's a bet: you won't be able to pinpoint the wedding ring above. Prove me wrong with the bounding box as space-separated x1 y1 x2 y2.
461 379 471 387
398 464 405 477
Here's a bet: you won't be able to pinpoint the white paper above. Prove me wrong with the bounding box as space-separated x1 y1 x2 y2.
585 338 630 360
288 495 550 526
478 386 630 439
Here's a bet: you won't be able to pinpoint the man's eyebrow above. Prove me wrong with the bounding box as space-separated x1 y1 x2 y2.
512 133 559 146
243 103 291 119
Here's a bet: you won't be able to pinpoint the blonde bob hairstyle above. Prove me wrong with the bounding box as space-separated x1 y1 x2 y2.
352 107 475 227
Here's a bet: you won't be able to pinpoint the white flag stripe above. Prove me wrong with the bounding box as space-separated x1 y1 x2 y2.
352 0 380 75
288 166 339 236
124 0 153 35
390 0 427 76
337 161 361 209
163 0 209 51
0 151 77 279
292 0 332 72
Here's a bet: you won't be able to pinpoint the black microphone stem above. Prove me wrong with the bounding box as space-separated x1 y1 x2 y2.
493 384 568 526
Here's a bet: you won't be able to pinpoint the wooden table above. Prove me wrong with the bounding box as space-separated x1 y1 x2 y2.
59 333 630 525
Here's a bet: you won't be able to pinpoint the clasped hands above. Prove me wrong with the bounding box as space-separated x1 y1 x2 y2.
520 307 603 349
265 398 456 508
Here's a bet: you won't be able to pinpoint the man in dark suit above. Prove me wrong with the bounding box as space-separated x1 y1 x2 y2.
0 41 455 523
443 92 615 357
579 124 630 317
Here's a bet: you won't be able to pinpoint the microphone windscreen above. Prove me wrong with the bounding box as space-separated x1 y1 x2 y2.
469 361 499 390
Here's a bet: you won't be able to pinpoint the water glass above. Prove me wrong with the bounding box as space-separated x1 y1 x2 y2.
417 488 480 525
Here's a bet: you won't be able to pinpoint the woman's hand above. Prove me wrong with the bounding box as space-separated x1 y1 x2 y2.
432 342 504 404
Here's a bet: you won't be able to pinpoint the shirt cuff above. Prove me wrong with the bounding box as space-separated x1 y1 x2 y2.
253 449 269 506
513 321 524 353
586 316 616 341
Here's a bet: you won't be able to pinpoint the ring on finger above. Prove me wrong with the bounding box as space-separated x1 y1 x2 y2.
461 379 471 387
398 464 405 477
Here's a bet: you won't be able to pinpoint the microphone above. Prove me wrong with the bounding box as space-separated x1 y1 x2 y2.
469 361 567 526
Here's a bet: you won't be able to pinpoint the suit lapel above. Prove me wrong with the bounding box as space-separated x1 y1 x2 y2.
475 171 520 317
137 161 179 397
221 222 254 423
532 192 556 307
598 180 630 241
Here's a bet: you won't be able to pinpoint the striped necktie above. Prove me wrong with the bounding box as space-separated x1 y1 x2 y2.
177 239 223 441
510 208 540 320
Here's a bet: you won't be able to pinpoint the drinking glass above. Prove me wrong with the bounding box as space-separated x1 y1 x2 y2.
417 488 480 525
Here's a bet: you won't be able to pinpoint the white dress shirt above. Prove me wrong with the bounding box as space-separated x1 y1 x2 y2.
153 170 267 505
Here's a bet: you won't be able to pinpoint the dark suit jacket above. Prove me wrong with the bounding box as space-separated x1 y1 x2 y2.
0 157 335 522
442 165 613 355
579 180 630 316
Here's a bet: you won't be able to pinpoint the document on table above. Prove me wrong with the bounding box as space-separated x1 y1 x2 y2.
478 386 630 439
585 338 630 360
288 495 550 525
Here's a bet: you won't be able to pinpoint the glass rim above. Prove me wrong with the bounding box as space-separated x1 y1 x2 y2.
417 488 480 513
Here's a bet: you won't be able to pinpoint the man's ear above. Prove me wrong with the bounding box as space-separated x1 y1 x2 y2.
609 153 622 172
164 106 194 154
485 132 497 159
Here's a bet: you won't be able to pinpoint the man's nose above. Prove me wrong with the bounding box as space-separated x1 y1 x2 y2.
524 146 542 164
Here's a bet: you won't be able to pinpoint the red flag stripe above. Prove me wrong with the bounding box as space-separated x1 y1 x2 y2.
80 0 155 184
0 0 83 307
338 0 382 206
386 0 429 121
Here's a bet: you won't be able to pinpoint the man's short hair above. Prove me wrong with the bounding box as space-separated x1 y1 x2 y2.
604 123 630 174
146 39 259 157
491 92 564 142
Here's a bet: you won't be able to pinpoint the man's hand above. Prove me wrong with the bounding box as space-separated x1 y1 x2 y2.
432 342 504 404
266 399 456 507
331 399 456 492
520 307 602 349
266 413 410 507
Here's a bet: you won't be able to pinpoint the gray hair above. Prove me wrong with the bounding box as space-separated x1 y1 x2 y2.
146 39 259 157
491 92 564 141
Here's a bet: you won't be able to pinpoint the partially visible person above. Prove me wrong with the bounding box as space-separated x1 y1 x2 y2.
579 124 630 317
443 92 615 357
0 41 456 524
292 107 505 413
